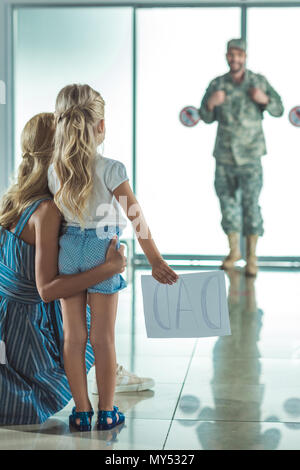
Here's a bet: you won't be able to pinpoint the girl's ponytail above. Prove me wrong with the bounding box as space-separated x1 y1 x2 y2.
53 84 105 228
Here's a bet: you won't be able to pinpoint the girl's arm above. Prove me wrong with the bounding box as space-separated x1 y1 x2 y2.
113 181 178 285
34 200 126 302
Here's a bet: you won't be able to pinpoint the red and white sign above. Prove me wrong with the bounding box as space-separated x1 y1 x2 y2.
289 106 300 127
179 106 201 127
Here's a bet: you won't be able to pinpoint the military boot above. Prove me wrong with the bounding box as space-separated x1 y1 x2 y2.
221 233 242 270
245 235 259 277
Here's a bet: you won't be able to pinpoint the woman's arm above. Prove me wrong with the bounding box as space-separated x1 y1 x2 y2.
34 200 126 302
113 181 178 285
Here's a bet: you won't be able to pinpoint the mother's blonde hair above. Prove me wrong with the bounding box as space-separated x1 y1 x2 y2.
0 113 55 230
53 84 105 227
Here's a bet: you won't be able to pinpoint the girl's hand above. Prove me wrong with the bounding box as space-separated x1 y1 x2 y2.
151 258 179 285
105 236 127 274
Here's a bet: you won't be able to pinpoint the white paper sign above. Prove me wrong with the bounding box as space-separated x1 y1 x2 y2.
0 340 7 364
141 271 231 338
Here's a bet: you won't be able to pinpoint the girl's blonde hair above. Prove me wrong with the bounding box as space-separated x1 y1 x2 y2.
53 84 105 227
0 113 55 230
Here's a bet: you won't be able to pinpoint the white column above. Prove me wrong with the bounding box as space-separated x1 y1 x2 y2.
0 1 14 196
0 1 7 195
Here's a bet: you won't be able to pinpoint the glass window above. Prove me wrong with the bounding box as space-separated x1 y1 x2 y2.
247 8 300 257
14 7 133 238
136 8 241 255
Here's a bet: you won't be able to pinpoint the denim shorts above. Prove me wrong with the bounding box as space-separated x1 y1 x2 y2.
58 225 127 294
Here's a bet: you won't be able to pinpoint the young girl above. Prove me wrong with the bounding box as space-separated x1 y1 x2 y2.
48 84 178 432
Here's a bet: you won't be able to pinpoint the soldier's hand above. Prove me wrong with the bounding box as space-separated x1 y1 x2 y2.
207 90 226 111
249 88 269 106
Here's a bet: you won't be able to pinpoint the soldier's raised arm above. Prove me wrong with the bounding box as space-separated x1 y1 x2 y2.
199 80 218 124
262 76 284 118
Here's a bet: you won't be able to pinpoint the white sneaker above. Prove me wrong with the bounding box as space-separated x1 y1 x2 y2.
92 364 155 394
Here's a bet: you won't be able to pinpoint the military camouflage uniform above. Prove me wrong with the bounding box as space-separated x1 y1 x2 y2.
199 69 284 236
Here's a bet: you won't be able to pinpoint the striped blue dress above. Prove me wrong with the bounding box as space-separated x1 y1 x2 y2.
0 198 95 425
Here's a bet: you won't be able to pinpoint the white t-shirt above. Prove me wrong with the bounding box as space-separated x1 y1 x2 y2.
47 153 129 231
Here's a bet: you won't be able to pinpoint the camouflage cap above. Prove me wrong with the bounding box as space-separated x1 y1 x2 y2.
227 38 247 52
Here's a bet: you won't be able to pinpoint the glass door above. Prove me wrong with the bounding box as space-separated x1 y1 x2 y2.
136 7 241 256
247 8 300 257
14 7 133 240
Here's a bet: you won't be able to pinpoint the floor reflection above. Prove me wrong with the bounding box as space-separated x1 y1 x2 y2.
177 269 286 449
2 268 300 449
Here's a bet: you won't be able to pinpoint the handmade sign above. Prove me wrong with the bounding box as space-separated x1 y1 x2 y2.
141 271 231 338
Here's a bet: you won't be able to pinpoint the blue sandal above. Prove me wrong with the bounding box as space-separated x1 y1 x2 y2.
97 405 125 431
69 406 94 432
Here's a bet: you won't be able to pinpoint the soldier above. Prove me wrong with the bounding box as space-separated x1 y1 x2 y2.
199 38 284 276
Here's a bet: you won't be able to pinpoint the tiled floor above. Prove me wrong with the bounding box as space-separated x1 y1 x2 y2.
2 268 300 450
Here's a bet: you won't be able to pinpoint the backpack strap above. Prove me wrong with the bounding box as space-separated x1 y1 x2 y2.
13 198 52 237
